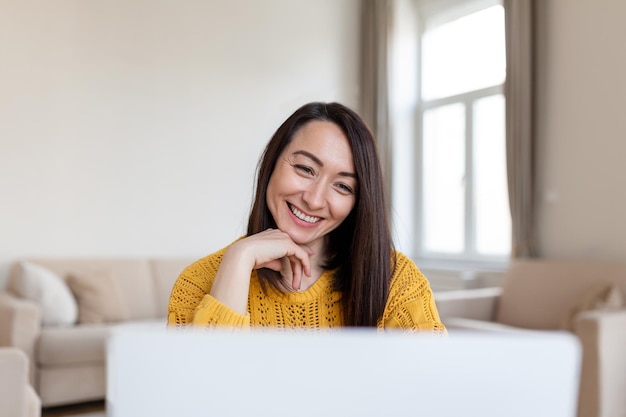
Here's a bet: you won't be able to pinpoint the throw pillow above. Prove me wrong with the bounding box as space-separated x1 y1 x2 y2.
66 270 129 324
561 283 624 331
9 262 79 326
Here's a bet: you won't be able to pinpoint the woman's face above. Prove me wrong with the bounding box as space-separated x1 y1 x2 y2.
266 120 357 253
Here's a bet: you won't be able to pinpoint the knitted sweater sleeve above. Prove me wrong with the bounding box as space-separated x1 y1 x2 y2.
167 249 251 328
378 253 446 334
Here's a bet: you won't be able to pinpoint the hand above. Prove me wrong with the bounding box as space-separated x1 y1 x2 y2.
229 229 313 291
210 230 314 314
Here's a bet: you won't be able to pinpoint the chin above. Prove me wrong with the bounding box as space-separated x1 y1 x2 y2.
284 230 317 246
287 233 311 245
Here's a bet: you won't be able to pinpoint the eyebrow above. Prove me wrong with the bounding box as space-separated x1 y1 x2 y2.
292 150 357 178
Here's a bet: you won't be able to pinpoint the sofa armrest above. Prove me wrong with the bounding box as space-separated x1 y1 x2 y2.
0 347 41 417
574 309 626 417
443 317 538 333
0 292 41 385
434 287 502 322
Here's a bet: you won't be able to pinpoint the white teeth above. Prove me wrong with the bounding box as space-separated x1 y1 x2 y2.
289 204 321 224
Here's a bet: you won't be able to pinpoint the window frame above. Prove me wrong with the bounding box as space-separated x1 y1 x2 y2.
413 0 508 266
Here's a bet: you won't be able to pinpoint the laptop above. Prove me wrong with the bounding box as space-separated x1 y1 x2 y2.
106 327 581 417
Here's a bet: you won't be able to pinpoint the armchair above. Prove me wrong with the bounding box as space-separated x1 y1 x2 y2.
434 259 626 417
0 347 41 417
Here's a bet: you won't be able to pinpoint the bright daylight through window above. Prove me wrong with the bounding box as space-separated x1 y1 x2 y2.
418 1 510 262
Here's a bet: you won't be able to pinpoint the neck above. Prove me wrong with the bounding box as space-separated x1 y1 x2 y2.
308 236 329 265
292 239 328 292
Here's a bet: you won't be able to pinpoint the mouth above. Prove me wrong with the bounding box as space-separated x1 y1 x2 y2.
288 203 322 224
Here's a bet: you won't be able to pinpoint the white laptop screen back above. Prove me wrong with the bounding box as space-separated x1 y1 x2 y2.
107 328 580 417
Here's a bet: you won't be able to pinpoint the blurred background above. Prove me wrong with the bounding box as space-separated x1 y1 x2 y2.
2 0 626 289
0 0 361 288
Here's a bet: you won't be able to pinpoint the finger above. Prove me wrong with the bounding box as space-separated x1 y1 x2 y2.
281 244 311 278
262 259 283 272
289 256 302 291
298 249 311 277
287 249 310 278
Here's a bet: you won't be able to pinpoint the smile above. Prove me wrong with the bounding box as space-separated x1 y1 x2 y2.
289 204 321 224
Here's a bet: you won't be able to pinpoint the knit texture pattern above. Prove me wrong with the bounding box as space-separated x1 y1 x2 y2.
167 242 445 333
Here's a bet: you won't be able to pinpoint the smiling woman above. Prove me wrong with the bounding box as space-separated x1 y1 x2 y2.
167 102 445 330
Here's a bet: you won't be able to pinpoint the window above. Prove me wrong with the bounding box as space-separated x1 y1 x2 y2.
391 0 509 264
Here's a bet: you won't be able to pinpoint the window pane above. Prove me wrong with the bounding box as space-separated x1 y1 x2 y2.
421 5 505 100
473 94 511 255
422 103 465 254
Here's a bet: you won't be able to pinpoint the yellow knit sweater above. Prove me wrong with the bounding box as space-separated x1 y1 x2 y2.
167 242 445 333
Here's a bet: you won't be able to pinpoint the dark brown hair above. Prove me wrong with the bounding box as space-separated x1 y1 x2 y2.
247 102 395 327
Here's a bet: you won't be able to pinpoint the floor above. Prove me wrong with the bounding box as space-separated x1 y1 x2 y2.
42 400 106 417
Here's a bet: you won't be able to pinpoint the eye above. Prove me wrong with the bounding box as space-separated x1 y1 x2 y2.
335 183 355 195
294 164 315 176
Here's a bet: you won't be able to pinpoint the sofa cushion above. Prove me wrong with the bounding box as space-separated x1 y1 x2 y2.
38 364 105 407
38 325 111 366
9 262 78 327
67 270 128 324
24 259 159 321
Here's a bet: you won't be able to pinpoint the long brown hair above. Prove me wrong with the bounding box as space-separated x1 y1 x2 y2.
247 102 395 327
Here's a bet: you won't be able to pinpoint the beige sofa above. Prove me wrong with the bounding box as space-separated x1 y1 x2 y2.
0 257 193 407
0 347 41 417
434 259 626 417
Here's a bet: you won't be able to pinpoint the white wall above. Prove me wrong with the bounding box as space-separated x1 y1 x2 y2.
0 0 360 287
535 0 626 260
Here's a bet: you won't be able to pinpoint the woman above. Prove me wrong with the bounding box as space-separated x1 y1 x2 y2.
168 102 445 332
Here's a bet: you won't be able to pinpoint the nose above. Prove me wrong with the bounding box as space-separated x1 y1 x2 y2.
302 181 327 210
